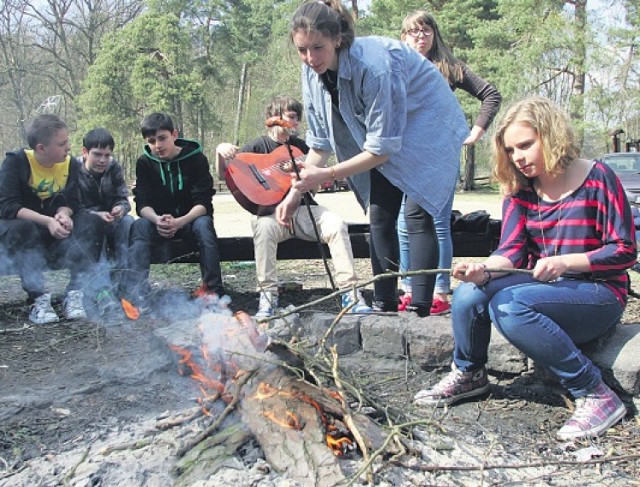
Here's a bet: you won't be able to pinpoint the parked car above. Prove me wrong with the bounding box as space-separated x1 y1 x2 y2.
320 177 350 192
602 152 640 206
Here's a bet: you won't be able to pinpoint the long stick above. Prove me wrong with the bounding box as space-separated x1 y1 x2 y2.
258 267 534 323
285 141 338 298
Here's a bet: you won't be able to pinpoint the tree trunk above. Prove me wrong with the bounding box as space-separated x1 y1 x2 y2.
463 145 475 191
569 0 587 145
233 62 249 146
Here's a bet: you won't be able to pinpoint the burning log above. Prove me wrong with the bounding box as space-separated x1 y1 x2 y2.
164 310 396 486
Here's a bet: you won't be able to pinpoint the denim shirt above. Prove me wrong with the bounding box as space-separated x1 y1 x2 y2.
302 36 469 216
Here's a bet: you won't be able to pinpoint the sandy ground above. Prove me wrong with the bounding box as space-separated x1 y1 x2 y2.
213 189 503 237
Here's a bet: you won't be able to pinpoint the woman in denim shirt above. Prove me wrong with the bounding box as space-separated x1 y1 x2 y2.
287 0 468 314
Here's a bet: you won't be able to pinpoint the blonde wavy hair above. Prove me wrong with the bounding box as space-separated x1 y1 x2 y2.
493 97 581 196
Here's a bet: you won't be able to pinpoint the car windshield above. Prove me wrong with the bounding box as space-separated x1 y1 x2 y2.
605 155 640 174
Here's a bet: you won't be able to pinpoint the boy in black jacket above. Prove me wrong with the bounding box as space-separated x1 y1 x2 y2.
128 112 224 309
77 128 134 314
0 114 103 324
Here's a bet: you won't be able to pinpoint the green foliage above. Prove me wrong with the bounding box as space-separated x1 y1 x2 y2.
3 0 639 168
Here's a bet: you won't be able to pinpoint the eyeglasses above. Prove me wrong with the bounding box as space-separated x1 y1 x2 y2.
406 28 433 38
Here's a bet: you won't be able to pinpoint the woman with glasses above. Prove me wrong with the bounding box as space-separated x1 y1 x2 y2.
288 0 468 315
397 10 502 315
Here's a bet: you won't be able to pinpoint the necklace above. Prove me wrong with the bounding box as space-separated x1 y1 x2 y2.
537 197 562 257
535 174 568 258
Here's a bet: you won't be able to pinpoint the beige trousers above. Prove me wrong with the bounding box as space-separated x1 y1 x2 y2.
252 205 358 292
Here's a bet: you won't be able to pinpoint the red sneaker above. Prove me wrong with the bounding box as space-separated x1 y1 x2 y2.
430 298 451 316
398 293 412 312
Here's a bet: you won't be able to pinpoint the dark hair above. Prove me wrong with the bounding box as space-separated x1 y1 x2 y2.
266 95 303 119
290 0 355 51
26 114 68 149
140 112 175 138
400 10 462 86
82 128 115 151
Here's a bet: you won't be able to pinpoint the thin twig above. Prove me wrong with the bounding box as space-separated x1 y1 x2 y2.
63 447 90 486
259 268 533 323
154 406 205 431
176 369 256 458
330 346 372 484
344 419 437 487
99 438 152 456
389 452 640 473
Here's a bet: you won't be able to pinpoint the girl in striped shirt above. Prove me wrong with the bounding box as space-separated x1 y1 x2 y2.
414 97 636 440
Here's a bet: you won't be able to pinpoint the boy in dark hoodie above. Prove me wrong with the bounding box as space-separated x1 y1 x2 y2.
0 114 104 324
128 112 224 308
77 128 134 315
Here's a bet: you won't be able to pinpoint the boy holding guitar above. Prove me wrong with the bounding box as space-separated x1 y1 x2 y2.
216 95 371 318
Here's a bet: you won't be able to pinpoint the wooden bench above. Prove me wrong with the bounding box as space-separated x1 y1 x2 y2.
0 223 501 276
160 223 500 264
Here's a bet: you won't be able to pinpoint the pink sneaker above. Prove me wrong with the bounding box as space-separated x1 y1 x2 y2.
430 298 451 316
398 293 412 312
556 382 626 440
414 363 490 407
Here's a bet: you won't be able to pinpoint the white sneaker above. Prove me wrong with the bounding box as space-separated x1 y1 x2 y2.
64 290 87 320
29 293 59 325
255 291 278 319
341 289 373 313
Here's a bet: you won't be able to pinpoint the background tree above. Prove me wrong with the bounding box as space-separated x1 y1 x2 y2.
0 0 637 183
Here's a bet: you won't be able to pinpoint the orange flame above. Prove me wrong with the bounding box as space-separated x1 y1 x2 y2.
121 298 140 320
252 382 355 456
262 410 304 430
326 434 353 456
169 344 226 407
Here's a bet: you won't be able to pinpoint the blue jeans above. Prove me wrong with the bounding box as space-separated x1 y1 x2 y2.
451 273 623 398
0 213 104 302
86 212 134 296
398 190 454 295
128 215 224 296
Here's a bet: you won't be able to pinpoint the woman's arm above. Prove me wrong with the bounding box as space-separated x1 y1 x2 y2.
457 63 502 144
292 148 388 193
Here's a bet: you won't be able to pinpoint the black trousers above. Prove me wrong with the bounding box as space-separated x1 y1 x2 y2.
368 169 438 312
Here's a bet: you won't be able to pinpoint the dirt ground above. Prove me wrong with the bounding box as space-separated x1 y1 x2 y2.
1 259 640 486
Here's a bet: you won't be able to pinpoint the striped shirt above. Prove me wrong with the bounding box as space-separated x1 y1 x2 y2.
493 161 637 304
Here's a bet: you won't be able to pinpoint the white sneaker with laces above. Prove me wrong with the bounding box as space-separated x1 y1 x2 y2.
29 293 59 325
255 291 278 319
64 290 87 320
341 289 373 313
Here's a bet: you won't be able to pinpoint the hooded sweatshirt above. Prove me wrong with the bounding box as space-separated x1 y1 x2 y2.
0 148 81 219
133 138 215 218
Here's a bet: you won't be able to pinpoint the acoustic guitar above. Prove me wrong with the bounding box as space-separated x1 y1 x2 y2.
225 144 304 216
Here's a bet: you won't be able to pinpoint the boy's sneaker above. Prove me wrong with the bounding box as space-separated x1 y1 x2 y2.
64 290 87 320
256 291 278 319
29 293 59 325
341 290 373 313
414 363 490 407
556 382 626 440
430 298 451 316
398 293 412 312
95 289 120 316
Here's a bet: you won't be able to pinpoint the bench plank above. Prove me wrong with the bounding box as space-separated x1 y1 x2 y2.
160 224 499 263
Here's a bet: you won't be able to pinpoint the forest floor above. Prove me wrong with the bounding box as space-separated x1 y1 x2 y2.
1 258 640 486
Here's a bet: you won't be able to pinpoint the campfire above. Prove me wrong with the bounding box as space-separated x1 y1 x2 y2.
166 309 392 485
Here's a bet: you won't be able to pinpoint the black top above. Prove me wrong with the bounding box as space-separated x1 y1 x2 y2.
240 135 309 156
453 63 502 130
